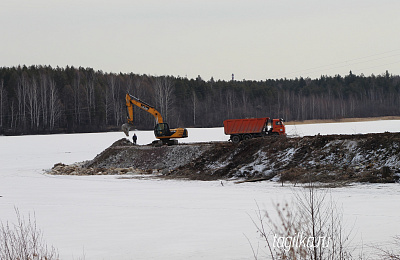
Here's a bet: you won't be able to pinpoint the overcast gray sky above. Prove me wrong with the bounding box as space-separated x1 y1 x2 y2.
1 0 400 80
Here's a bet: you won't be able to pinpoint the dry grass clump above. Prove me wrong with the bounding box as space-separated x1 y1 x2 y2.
0 209 59 260
376 235 400 259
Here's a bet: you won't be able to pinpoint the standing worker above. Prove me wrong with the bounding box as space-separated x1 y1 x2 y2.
133 133 137 144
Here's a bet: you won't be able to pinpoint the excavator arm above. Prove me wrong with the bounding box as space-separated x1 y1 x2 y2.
122 94 163 136
122 94 188 144
126 94 163 124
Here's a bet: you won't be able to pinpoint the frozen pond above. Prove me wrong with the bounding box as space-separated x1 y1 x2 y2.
1 120 400 259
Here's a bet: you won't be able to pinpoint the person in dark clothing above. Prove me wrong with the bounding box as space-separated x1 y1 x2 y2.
133 133 137 144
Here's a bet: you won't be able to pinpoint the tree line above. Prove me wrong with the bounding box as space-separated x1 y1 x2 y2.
0 65 399 135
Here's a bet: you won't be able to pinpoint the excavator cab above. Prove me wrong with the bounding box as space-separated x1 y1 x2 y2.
154 123 172 138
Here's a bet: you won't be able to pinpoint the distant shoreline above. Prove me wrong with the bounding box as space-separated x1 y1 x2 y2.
285 116 400 125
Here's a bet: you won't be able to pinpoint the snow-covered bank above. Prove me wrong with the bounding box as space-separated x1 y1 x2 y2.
1 120 400 259
47 129 400 183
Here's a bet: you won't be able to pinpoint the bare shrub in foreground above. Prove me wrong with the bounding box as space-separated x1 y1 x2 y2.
0 208 59 260
250 183 355 260
376 235 400 260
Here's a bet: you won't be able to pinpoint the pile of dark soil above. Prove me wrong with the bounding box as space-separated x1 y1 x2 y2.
84 139 212 171
169 133 400 183
47 133 400 184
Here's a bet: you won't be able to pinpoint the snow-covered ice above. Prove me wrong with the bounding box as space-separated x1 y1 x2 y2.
1 119 400 259
286 119 400 137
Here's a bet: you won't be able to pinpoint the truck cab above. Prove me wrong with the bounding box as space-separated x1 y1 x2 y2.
270 118 285 135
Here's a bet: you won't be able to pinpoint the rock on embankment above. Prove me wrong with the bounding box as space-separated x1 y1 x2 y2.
48 133 400 183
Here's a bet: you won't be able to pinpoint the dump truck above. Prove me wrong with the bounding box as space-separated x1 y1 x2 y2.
223 117 285 143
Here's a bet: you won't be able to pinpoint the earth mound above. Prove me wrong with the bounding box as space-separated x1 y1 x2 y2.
47 133 400 183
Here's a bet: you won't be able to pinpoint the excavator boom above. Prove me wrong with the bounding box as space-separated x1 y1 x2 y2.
122 94 164 136
126 94 163 124
122 93 188 144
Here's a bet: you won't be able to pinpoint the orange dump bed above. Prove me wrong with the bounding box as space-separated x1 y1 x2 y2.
223 117 269 135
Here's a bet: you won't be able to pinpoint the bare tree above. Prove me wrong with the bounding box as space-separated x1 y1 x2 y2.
16 73 31 131
48 79 61 130
225 89 235 119
0 79 5 128
105 74 115 125
192 90 197 126
84 70 96 125
115 80 123 126
106 74 123 126
153 76 175 122
73 70 82 126
241 90 250 118
125 73 135 94
27 77 41 130
39 71 48 128
9 100 16 130
132 76 145 124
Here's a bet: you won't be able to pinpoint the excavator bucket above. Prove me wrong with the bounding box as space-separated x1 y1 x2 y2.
121 123 131 137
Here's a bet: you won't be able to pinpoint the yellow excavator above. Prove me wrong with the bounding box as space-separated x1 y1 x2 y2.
121 93 188 145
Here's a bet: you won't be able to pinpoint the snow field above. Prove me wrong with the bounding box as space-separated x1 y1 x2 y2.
1 119 400 259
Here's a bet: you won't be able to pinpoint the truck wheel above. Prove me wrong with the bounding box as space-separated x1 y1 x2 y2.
243 134 252 140
231 135 241 143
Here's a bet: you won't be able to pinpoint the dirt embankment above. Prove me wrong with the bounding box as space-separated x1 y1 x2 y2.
48 133 400 183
